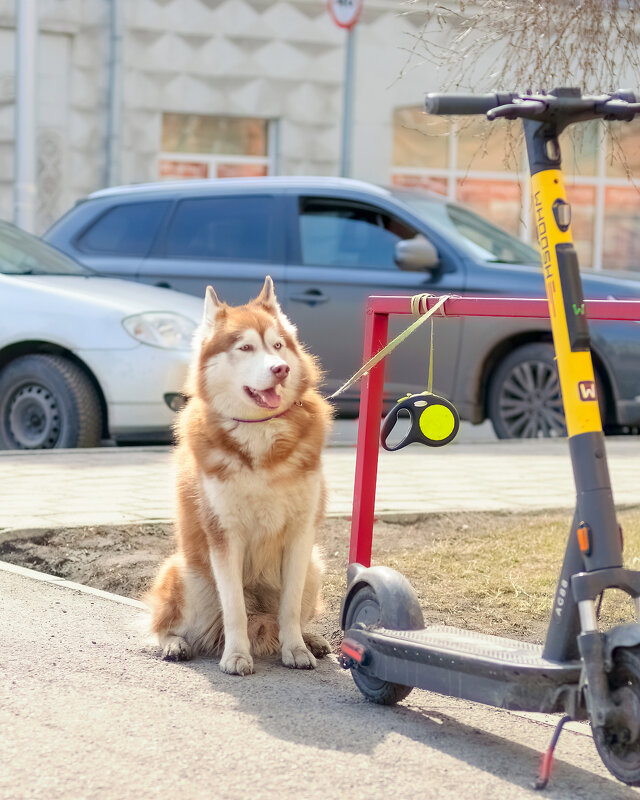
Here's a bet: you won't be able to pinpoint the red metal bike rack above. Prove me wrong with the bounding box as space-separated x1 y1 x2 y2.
350 295 640 567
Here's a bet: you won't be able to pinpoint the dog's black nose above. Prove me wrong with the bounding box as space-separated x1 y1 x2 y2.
271 363 290 380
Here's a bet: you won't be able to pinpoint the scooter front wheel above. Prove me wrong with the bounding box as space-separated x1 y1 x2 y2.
593 645 640 785
344 585 412 705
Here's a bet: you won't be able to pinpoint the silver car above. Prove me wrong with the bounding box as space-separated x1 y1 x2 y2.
45 177 640 438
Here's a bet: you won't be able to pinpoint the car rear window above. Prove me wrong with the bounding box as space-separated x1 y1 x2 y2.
162 195 275 261
77 201 171 256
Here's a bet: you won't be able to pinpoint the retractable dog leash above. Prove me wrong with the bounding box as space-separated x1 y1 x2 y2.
329 292 460 449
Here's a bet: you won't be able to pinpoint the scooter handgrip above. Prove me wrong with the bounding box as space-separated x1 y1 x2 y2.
425 92 516 116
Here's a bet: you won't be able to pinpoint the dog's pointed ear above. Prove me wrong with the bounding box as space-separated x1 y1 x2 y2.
203 285 222 328
254 275 299 338
254 275 279 313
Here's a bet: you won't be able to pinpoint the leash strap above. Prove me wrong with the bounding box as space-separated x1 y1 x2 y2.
329 293 449 400
428 313 434 394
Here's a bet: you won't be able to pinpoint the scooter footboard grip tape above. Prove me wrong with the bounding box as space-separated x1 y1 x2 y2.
425 93 515 115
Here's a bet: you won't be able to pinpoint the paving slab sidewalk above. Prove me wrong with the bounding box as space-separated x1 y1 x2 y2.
0 436 639 535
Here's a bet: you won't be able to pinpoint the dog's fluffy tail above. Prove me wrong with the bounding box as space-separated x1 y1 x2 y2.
189 612 280 657
247 613 280 656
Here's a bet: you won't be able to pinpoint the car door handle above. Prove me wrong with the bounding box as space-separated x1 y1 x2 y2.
290 289 330 306
155 281 172 289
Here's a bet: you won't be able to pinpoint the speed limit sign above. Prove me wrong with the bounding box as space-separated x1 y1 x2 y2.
327 0 363 29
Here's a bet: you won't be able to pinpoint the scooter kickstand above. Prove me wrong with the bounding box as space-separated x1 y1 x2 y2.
534 714 572 790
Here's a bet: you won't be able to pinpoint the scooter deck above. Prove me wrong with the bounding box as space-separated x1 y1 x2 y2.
345 624 583 714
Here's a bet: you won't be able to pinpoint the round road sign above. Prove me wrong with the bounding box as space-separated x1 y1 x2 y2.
328 0 363 29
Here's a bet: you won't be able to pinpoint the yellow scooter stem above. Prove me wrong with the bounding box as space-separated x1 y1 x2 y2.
530 169 602 438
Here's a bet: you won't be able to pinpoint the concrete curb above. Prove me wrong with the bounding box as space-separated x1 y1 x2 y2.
0 558 146 609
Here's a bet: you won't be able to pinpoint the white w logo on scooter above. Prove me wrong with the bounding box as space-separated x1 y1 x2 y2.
578 380 597 401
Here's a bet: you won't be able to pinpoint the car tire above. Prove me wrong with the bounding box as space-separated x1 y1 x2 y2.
0 354 102 450
488 342 567 439
488 342 609 439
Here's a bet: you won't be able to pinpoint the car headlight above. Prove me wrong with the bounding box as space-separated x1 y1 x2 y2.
122 312 197 350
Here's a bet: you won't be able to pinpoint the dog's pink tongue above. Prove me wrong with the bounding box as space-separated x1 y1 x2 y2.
256 387 281 409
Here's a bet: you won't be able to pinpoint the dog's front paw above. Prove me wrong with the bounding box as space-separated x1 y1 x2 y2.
303 632 331 659
282 644 317 670
220 650 254 676
162 637 192 662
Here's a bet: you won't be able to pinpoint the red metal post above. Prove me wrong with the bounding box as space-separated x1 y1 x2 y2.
349 306 389 566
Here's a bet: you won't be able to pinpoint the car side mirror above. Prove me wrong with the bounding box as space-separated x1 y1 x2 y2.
395 235 440 271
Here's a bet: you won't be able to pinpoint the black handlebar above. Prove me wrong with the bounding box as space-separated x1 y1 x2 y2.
424 89 640 124
424 93 517 116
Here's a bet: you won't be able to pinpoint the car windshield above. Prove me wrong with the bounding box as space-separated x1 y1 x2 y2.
0 220 93 276
392 190 541 266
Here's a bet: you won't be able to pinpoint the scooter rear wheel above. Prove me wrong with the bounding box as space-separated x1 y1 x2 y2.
593 646 640 785
344 585 412 705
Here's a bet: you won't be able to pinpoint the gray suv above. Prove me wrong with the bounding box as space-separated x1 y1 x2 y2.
45 177 640 437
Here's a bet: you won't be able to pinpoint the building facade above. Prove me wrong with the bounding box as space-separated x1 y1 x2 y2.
1 0 640 271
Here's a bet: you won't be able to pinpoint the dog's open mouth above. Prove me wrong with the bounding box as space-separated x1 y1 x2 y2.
244 386 281 409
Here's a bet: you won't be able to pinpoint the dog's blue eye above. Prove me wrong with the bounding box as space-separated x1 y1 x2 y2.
239 344 253 352
274 342 283 350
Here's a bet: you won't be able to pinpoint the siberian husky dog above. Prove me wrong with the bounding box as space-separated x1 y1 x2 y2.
146 277 333 675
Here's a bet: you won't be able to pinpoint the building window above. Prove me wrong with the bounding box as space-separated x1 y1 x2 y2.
392 107 449 172
391 106 640 271
159 114 274 181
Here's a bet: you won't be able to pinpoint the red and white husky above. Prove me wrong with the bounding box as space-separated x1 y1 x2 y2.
146 277 333 675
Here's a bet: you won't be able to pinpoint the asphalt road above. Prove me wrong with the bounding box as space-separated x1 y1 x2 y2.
2 562 639 800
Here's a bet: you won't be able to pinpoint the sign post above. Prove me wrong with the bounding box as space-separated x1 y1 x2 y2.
328 0 363 178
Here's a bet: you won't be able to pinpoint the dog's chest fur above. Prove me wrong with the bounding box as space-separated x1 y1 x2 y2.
198 419 322 541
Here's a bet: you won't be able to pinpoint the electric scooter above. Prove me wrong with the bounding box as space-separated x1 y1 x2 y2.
339 89 640 788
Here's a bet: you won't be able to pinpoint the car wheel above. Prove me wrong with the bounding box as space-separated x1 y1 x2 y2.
0 354 102 450
488 342 567 439
488 342 609 439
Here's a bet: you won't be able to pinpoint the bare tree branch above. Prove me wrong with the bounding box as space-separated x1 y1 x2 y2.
403 0 640 93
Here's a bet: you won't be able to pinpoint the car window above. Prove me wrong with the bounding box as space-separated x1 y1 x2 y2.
392 190 540 265
0 221 92 276
299 198 419 269
163 195 275 261
77 201 171 256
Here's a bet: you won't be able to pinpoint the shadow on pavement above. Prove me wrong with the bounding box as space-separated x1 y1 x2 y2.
157 651 638 800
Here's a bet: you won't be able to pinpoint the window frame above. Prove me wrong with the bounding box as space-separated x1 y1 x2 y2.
157 114 279 179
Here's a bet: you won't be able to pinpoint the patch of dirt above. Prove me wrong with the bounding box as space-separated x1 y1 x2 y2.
2 508 640 648
0 524 175 598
